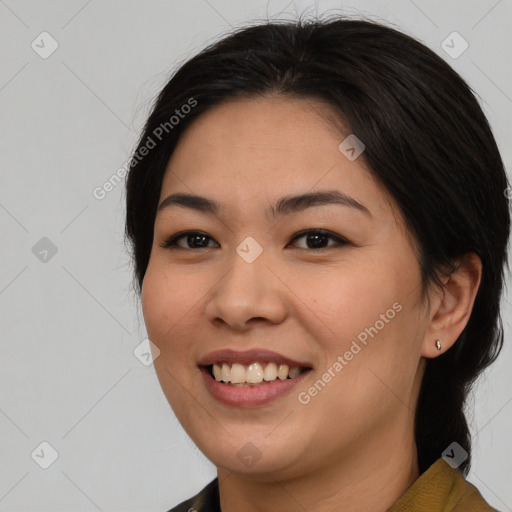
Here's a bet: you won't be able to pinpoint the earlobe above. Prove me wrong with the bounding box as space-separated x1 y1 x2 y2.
421 252 482 358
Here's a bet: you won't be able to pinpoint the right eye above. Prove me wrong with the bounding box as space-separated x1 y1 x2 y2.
160 231 220 250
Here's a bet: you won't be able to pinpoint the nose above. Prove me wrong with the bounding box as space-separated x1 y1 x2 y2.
205 244 288 331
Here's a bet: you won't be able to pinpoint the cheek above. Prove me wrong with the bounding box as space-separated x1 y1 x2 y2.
141 266 200 416
293 258 399 343
142 264 185 350
141 268 167 341
317 300 422 427
298 256 419 399
141 261 208 372
303 314 419 446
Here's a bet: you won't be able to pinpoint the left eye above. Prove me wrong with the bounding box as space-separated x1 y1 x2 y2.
288 229 348 250
160 229 348 250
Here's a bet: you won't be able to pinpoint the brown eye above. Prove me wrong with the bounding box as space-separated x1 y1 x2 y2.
289 229 348 250
160 231 219 250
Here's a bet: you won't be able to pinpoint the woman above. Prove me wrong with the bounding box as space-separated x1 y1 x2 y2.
124 15 509 512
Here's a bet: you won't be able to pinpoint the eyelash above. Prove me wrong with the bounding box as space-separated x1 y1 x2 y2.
159 229 349 251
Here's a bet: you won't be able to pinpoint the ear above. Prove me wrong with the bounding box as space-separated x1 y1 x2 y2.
421 252 482 358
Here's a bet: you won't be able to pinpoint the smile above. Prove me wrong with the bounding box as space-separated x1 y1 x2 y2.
197 348 313 407
200 363 312 407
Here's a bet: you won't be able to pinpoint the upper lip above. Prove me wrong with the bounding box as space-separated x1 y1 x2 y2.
198 349 313 369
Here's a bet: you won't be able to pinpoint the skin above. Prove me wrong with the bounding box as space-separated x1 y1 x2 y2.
141 95 482 512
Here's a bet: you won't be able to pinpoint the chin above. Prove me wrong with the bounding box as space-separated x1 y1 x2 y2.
195 436 307 479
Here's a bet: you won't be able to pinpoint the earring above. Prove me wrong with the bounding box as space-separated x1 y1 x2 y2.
435 339 442 351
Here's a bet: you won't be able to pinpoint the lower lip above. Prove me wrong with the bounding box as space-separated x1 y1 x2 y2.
200 366 312 407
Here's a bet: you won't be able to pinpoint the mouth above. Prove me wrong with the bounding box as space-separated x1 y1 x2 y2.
199 361 313 408
197 348 314 407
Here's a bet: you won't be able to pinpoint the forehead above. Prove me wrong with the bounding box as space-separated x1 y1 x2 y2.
163 97 351 178
159 95 397 222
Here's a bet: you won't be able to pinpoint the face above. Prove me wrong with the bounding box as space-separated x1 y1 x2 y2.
142 96 431 480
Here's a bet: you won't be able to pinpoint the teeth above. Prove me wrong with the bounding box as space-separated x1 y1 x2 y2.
246 363 264 383
277 364 289 380
211 362 305 384
220 363 230 383
289 367 301 378
263 362 278 381
230 363 245 384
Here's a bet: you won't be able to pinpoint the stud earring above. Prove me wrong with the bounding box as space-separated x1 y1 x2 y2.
435 339 442 351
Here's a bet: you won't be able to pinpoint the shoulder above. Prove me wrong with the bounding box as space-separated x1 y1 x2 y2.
166 478 220 512
445 463 500 512
388 458 500 512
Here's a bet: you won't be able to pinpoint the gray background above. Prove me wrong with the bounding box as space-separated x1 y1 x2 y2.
1 0 511 511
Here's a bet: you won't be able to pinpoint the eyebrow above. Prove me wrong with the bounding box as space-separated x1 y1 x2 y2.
157 190 372 219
